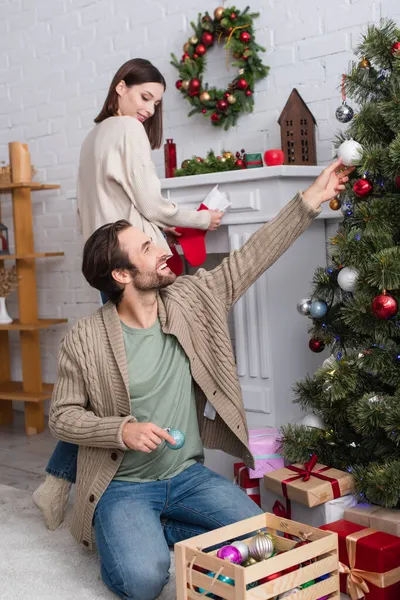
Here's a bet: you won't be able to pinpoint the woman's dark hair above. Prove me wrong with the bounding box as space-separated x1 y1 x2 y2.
82 220 136 305
94 58 166 149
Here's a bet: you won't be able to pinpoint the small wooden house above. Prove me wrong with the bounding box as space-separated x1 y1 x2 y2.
278 89 317 165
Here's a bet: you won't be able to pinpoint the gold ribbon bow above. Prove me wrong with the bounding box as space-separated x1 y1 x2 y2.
338 527 400 600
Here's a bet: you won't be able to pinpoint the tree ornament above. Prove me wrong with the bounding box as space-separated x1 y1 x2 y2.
201 108 206 114
193 53 199 59
378 68 391 81
329 197 341 211
216 99 228 112
243 557 257 567
195 44 206 56
189 78 201 93
248 532 274 561
227 94 237 104
371 292 398 320
231 12 237 19
298 414 325 429
216 545 243 563
199 91 211 102
201 31 214 46
231 541 249 562
183 42 190 53
239 31 251 43
236 78 248 90
182 52 190 62
359 57 371 69
337 267 359 292
335 102 354 123
175 80 183 90
309 300 328 319
390 41 400 56
245 89 252 96
181 80 190 90
309 338 325 353
165 428 185 449
223 152 234 159
235 158 245 168
190 35 198 45
181 159 190 168
395 175 400 188
211 113 220 122
296 298 311 316
214 6 225 20
337 139 363 166
353 177 373 197
279 589 302 598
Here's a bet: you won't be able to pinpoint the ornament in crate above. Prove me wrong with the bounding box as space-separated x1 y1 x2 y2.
0 221 9 255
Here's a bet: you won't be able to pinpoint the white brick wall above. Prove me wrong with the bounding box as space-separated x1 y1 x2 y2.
0 0 399 388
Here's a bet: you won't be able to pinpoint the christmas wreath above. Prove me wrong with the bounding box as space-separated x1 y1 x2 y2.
171 5 269 130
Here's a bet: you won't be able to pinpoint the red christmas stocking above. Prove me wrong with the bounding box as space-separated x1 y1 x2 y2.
166 204 209 274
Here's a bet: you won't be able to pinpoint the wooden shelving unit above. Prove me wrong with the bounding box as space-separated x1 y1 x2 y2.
0 142 67 435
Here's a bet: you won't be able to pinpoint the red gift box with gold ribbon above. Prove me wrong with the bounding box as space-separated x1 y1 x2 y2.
320 519 400 600
263 454 355 507
233 462 261 507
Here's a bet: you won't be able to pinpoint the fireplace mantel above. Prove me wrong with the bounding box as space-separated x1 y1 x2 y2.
161 166 336 476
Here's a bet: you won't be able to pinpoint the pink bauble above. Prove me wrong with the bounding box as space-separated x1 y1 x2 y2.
216 545 243 564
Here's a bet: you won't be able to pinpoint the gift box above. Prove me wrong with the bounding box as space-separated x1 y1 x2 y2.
233 462 261 506
247 427 284 479
263 454 355 508
261 484 357 528
244 153 263 168
320 519 400 600
344 504 400 537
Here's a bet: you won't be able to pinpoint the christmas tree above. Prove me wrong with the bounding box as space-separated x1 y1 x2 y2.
281 20 400 508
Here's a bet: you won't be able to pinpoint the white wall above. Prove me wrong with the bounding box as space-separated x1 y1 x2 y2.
1 0 399 386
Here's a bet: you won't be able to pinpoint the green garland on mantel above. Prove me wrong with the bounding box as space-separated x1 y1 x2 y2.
174 150 245 177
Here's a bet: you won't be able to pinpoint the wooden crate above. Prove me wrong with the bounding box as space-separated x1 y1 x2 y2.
175 512 339 600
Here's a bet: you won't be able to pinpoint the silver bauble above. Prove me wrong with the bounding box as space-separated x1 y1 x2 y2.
296 298 311 316
335 102 354 123
298 413 325 430
337 267 359 292
337 139 363 167
248 532 274 561
231 541 249 563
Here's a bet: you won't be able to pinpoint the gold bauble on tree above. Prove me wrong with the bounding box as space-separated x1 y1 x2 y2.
214 6 225 20
199 91 211 102
183 42 190 53
227 94 237 104
181 80 190 90
359 56 371 69
329 197 341 211
190 35 198 45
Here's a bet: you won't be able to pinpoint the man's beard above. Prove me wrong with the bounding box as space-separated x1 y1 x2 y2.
132 267 176 291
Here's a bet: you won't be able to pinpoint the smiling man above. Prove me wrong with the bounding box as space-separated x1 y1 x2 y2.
49 160 351 600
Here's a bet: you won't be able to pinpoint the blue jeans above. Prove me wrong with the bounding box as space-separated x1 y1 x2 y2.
93 462 263 600
46 292 109 483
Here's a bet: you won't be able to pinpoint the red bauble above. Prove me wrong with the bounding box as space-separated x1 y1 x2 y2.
309 338 325 353
245 89 252 96
239 31 251 43
224 92 230 98
353 178 373 197
193 53 199 59
201 31 214 46
189 78 200 92
175 80 183 90
201 108 206 114
181 53 190 61
236 78 248 90
371 293 398 320
231 12 237 19
395 175 400 188
211 113 220 122
235 158 245 169
195 44 206 56
391 41 400 56
264 149 285 166
216 99 228 111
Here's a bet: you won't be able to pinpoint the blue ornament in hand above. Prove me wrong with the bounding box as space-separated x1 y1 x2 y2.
309 300 328 319
165 428 185 449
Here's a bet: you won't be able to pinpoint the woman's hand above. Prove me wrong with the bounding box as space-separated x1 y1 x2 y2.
303 159 354 210
163 227 182 246
208 209 224 231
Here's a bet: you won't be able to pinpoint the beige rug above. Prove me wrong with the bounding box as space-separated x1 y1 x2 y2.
0 483 176 600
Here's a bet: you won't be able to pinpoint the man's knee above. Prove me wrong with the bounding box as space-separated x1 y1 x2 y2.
105 553 170 600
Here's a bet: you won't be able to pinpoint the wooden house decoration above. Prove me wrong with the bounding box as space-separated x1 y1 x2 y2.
278 89 317 165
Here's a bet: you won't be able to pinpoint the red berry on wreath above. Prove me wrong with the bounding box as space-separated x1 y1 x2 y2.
216 99 228 111
193 53 199 59
245 89 252 96
236 78 248 90
201 109 207 114
239 31 251 43
201 32 214 46
175 80 183 90
181 53 190 62
231 12 236 19
391 41 400 56
224 92 230 98
195 44 206 56
211 113 220 122
202 15 211 23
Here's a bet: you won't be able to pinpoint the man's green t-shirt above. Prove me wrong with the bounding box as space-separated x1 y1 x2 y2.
114 318 204 482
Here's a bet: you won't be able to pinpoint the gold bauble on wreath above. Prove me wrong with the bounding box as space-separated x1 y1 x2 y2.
183 42 190 53
190 35 198 45
227 94 237 104
181 159 190 168
329 197 341 211
223 152 234 159
181 80 190 90
199 91 211 102
214 6 225 20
